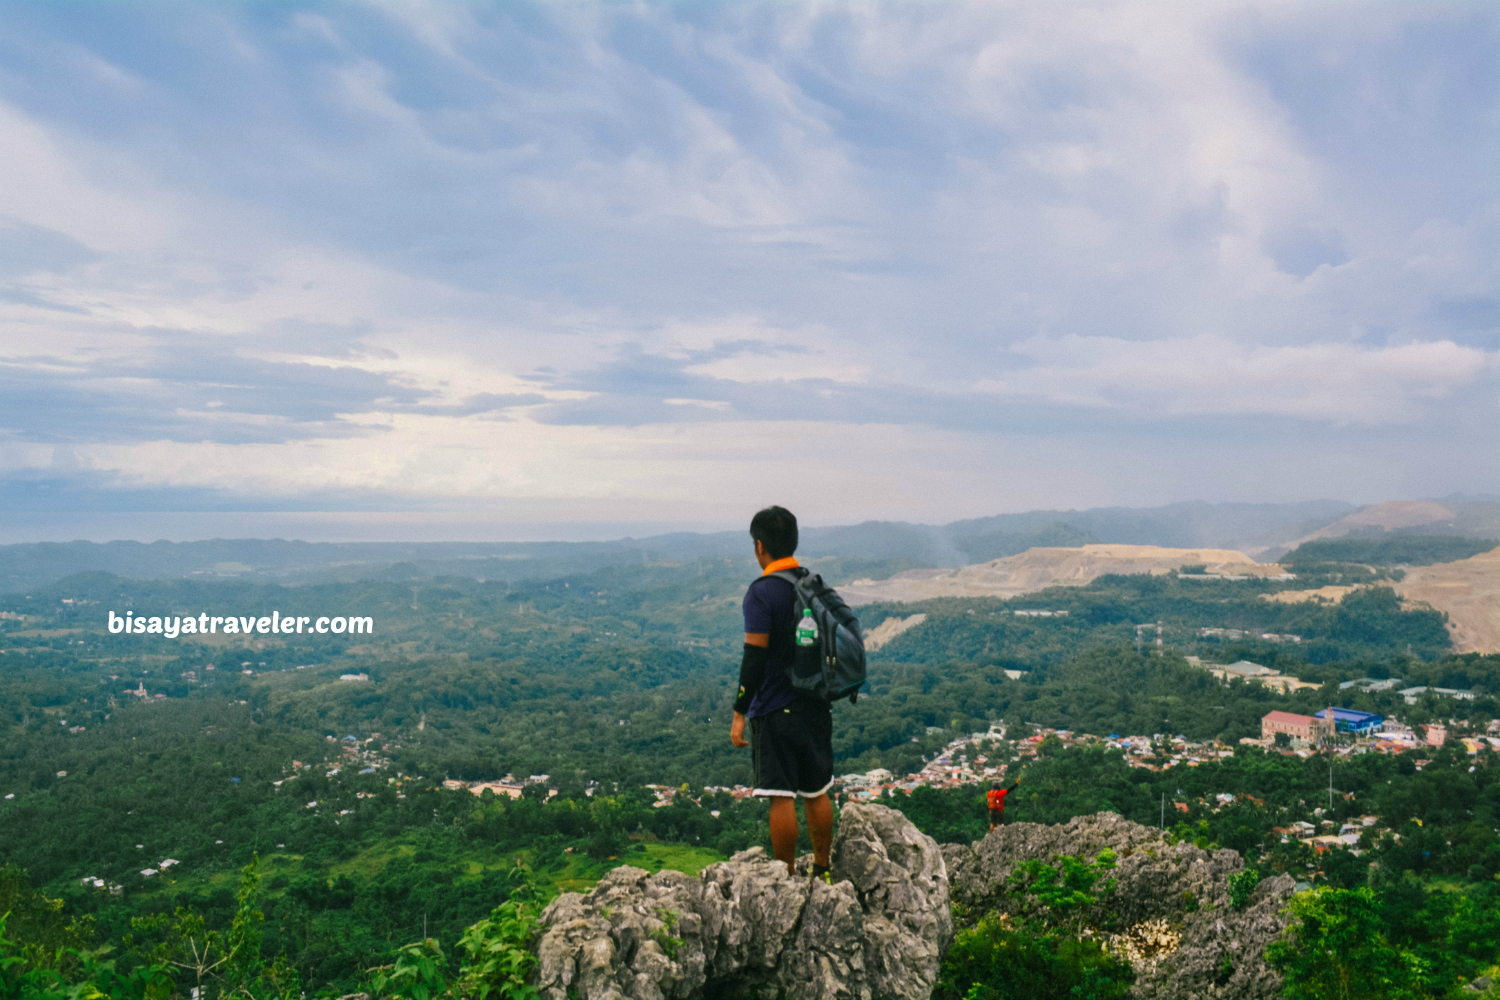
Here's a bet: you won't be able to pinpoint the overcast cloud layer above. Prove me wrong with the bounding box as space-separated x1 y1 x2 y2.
0 1 1496 536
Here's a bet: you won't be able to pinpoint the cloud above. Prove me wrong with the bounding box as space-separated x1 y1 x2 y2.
0 1 1494 520
0 215 99 313
983 335 1496 425
0 333 437 444
0 215 99 279
0 287 91 314
487 332 1494 432
430 392 550 417
1261 225 1350 279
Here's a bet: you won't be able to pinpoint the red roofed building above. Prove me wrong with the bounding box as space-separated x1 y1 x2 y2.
1262 710 1334 743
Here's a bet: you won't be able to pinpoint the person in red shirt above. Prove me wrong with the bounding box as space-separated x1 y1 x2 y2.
988 780 1019 831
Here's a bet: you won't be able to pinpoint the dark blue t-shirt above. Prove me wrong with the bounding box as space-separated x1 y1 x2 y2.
742 575 797 718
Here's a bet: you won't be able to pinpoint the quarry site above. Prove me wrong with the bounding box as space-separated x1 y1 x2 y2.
843 499 1500 655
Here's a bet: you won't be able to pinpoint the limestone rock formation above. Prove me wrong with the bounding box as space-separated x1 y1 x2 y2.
532 803 952 1000
943 812 1295 1000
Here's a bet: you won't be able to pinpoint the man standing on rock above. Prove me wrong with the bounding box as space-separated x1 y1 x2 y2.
729 505 835 881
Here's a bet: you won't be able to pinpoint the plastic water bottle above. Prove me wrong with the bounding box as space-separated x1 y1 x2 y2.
796 609 818 646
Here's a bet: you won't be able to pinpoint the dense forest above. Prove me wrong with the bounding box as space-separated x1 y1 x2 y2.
1282 535 1498 569
3 550 1499 998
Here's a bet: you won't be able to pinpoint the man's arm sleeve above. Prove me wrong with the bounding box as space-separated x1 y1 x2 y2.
742 582 773 634
733 643 771 714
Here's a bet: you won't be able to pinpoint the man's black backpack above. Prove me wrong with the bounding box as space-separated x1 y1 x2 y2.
768 568 866 703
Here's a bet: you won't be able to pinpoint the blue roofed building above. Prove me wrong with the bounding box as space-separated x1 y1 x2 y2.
1315 707 1384 734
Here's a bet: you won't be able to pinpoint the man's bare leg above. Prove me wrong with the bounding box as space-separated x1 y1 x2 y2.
769 796 799 875
804 793 833 869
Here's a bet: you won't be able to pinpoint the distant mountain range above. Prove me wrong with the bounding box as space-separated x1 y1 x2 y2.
2 497 1496 594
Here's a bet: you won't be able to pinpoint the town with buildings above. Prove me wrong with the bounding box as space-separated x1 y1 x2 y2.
598 708 1500 830
226 649 1494 867
598 704 1500 861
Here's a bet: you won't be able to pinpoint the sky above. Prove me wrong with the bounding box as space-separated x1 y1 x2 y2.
0 1 1496 542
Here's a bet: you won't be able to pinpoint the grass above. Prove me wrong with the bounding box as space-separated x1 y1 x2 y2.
541 842 723 895
328 842 416 880
122 835 725 910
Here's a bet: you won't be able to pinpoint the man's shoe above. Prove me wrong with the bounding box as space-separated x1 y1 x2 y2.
811 862 832 885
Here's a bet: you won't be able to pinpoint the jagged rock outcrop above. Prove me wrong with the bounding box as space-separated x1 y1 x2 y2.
532 803 952 1000
942 812 1295 1000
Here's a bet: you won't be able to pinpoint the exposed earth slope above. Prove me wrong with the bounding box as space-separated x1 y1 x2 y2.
863 612 928 651
1285 499 1500 548
1394 545 1500 654
841 545 1287 606
1298 500 1459 541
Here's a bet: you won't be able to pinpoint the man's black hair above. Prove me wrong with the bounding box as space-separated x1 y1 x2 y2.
750 506 798 559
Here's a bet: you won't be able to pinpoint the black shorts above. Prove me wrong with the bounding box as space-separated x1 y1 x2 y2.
751 700 833 799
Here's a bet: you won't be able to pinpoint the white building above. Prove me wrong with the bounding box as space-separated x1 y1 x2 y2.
1398 686 1477 704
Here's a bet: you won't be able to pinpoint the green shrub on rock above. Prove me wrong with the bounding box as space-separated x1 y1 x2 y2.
935 913 1132 1000
1227 869 1261 909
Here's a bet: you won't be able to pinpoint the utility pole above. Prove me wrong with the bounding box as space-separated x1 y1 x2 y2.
1161 793 1165 829
1328 762 1334 812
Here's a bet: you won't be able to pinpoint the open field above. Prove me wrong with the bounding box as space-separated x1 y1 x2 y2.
1261 586 1360 604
